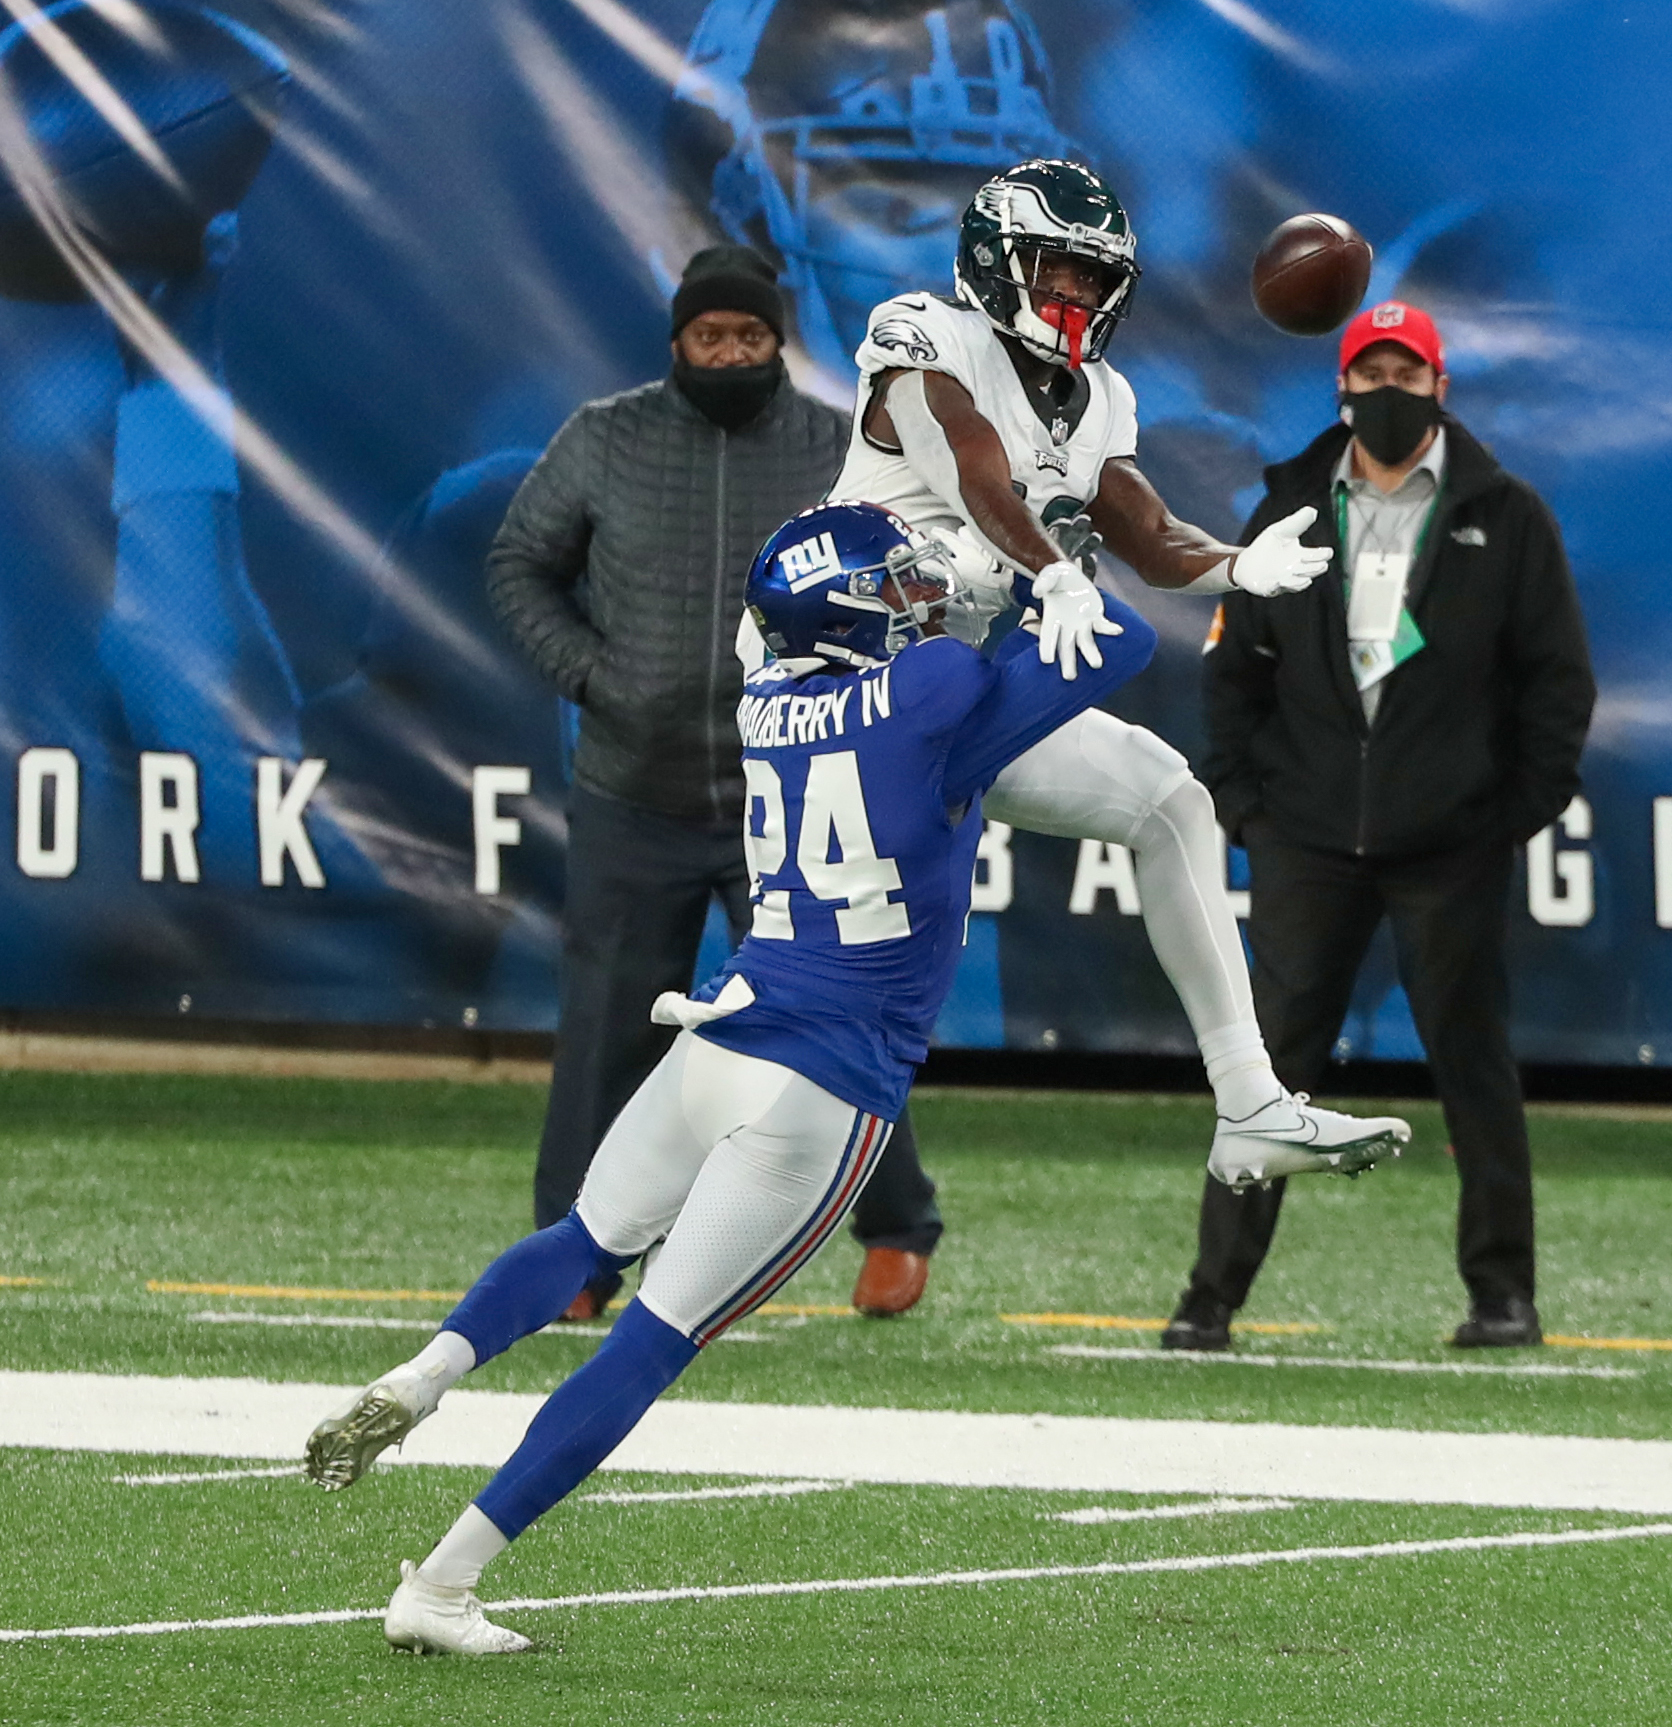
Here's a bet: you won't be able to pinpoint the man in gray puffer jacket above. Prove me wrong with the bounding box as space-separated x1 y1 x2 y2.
488 247 941 1318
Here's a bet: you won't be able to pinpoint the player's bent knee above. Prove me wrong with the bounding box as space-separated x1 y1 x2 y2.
1151 773 1219 842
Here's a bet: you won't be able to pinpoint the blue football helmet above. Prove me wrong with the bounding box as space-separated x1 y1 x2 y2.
746 501 955 666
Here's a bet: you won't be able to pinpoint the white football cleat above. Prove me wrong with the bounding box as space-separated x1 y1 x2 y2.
1208 1091 1410 1191
305 1367 433 1491
384 1560 532 1656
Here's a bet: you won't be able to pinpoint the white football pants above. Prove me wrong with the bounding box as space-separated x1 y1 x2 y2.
984 708 1257 1045
577 1033 891 1344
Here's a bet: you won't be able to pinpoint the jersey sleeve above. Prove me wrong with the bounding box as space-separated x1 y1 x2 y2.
1099 368 1140 462
854 294 984 395
941 594 1158 806
888 634 997 738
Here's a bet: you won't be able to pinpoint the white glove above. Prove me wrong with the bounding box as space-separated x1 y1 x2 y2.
1230 506 1333 597
1031 559 1124 681
923 524 1005 593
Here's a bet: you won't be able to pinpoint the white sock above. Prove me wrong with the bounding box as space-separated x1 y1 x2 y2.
382 1330 476 1421
1198 1024 1282 1121
1123 782 1279 1119
417 1503 508 1592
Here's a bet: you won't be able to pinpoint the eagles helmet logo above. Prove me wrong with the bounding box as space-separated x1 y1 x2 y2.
870 317 939 364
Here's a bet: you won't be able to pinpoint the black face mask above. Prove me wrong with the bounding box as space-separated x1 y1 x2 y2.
1339 384 1442 467
673 355 785 431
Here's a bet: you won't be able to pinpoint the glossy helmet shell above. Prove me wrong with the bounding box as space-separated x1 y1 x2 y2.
746 499 953 665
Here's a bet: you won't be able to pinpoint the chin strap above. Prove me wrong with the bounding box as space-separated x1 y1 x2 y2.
1039 299 1090 369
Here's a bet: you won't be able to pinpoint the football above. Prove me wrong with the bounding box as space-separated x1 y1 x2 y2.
0 0 290 303
1251 213 1373 337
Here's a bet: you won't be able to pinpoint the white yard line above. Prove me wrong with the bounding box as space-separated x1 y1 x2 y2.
1049 1345 1641 1380
5 1522 1669 1644
579 1479 843 1506
1045 1496 1293 1525
190 1312 435 1333
115 1467 838 1500
114 1464 304 1487
8 1370 1672 1513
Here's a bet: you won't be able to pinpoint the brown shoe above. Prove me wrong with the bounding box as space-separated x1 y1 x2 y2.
851 1248 930 1317
558 1273 622 1323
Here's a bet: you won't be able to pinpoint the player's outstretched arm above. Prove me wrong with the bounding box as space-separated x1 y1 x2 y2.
942 591 1157 808
870 367 1062 573
1088 459 1331 597
869 369 1118 677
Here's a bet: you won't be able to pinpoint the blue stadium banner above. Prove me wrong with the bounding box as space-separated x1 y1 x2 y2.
0 0 1666 1063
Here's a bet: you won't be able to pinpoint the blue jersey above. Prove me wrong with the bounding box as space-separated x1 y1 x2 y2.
694 596 1156 1117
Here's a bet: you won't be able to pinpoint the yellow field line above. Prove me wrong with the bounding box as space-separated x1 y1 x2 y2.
1545 1333 1672 1353
145 1285 853 1315
1001 1313 1325 1337
0 1275 47 1287
146 1281 465 1303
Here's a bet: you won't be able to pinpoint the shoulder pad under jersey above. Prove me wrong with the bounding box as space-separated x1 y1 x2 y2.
854 293 989 391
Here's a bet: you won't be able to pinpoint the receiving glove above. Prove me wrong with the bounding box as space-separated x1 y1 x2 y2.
1049 512 1104 581
1031 559 1124 681
1230 506 1333 596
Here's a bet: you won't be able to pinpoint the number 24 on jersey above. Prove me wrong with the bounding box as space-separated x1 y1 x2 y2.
743 751 910 946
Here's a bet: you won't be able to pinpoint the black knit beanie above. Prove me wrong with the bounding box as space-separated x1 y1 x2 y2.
670 245 785 340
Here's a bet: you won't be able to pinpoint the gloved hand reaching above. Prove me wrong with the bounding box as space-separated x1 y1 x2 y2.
1031 558 1124 681
1230 506 1333 596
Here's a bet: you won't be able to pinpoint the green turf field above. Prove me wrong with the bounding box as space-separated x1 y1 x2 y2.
2 1072 1670 1724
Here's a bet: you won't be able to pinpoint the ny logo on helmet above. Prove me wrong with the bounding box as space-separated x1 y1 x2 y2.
779 530 844 591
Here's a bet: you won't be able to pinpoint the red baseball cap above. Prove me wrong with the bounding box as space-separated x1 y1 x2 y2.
1339 301 1445 375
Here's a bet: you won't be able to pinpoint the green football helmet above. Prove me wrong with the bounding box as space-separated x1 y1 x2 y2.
954 159 1139 368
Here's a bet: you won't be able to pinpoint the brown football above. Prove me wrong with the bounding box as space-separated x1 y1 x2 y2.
1251 214 1373 336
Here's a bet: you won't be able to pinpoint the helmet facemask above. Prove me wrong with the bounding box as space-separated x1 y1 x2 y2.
1007 240 1137 369
822 536 958 662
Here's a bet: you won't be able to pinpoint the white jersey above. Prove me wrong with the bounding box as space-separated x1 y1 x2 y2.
833 292 1140 539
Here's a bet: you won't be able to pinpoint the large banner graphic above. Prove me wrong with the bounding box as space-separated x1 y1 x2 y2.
0 0 1666 1062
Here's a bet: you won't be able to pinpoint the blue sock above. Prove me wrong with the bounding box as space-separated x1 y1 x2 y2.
473 1298 697 1540
442 1211 634 1367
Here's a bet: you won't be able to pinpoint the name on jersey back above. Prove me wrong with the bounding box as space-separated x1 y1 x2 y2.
737 666 895 751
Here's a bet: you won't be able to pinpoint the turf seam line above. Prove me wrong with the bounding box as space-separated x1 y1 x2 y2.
147 1282 465 1303
1002 1313 1324 1336
1048 1345 1642 1380
6 1522 1669 1642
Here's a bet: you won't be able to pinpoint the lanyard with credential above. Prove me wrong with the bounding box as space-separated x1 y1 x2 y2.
1334 480 1437 669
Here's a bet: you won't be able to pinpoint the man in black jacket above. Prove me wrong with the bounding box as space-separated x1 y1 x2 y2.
1162 302 1595 1351
487 246 942 1317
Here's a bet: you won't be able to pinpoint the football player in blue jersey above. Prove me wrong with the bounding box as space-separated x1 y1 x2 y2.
303 499 1158 1655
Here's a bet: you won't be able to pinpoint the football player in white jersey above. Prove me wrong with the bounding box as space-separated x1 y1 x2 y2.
828 158 1410 1189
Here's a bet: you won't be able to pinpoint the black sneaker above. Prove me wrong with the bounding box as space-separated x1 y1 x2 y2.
1450 1296 1542 1348
1160 1291 1232 1352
